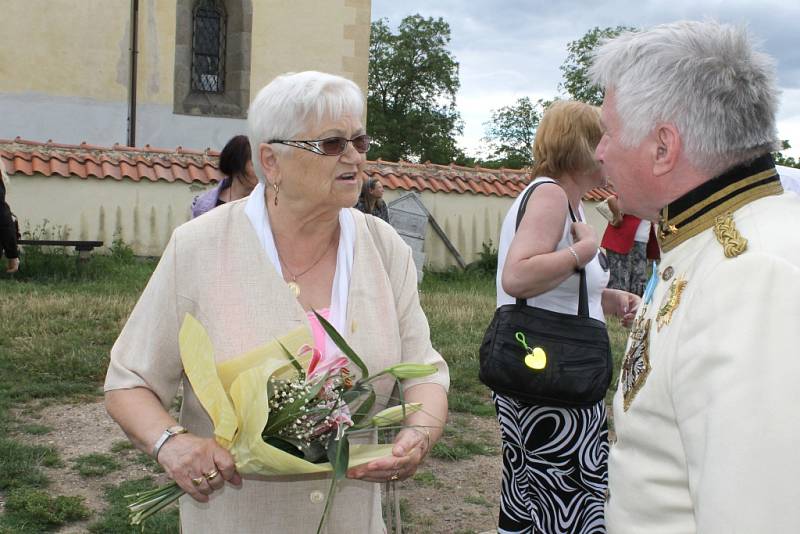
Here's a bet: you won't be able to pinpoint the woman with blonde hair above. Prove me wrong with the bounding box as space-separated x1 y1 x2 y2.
491 100 639 533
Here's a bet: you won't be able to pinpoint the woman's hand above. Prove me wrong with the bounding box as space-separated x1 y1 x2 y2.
570 222 599 267
157 433 242 502
6 257 19 273
345 428 430 483
602 288 641 328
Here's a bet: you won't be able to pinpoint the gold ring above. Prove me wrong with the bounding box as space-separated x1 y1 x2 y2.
389 471 400 482
191 476 205 486
204 469 220 481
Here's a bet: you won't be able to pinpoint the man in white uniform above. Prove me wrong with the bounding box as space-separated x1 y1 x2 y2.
591 21 800 533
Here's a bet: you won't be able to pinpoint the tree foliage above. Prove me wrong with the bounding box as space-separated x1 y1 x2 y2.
481 97 550 169
367 15 463 164
774 140 800 169
559 26 636 105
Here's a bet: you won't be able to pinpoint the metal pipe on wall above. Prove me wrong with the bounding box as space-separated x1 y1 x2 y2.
127 0 139 147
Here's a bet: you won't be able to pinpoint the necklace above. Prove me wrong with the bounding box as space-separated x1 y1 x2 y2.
275 229 338 298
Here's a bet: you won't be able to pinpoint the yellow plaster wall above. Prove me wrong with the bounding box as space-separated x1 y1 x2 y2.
2 0 370 106
1 0 131 101
9 174 201 257
250 0 371 95
381 190 607 271
7 174 608 269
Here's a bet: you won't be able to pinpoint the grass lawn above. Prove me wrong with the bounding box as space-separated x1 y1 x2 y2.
0 250 630 531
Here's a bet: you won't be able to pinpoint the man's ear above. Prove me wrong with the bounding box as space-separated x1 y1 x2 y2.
259 143 279 182
653 123 680 176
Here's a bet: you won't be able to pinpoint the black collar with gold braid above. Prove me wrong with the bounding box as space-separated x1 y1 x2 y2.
658 153 784 252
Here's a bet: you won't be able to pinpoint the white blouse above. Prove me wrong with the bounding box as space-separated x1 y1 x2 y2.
495 177 609 321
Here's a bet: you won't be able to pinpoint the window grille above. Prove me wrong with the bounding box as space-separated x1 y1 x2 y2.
191 0 226 93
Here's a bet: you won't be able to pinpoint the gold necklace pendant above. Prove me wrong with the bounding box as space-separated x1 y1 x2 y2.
287 281 300 297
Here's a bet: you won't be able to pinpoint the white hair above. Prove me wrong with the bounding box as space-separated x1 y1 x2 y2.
247 71 365 181
590 20 780 173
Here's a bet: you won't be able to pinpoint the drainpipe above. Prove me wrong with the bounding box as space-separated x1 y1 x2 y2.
127 0 139 147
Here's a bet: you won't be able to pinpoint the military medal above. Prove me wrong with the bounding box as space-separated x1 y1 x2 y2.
622 317 652 411
620 262 658 410
656 275 687 331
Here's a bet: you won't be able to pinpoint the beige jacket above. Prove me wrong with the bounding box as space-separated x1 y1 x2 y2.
105 200 449 533
608 189 800 533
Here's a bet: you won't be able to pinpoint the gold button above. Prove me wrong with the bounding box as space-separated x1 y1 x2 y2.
309 490 325 504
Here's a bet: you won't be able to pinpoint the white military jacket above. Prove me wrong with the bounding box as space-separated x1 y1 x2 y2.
607 156 800 533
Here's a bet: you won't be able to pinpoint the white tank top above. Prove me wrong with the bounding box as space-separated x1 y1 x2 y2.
495 178 609 321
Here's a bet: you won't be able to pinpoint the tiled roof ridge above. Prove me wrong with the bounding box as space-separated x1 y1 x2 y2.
370 158 531 181
0 137 614 200
1 137 220 168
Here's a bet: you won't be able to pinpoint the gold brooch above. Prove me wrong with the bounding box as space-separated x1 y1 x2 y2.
713 212 747 258
656 276 687 331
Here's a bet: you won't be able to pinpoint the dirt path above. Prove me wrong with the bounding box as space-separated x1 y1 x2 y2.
7 400 502 533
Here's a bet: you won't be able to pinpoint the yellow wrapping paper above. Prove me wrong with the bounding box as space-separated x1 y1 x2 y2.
178 313 394 476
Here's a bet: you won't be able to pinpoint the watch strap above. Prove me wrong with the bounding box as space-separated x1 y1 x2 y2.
152 425 187 460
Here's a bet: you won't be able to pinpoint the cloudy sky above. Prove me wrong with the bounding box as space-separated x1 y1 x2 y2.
371 0 800 159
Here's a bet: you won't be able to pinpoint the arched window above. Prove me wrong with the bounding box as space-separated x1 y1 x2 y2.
174 0 251 118
191 0 226 93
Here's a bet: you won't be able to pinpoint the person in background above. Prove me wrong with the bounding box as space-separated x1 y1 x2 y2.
191 135 258 218
600 195 659 295
493 100 640 534
104 71 448 533
356 177 389 222
591 20 800 533
0 161 19 273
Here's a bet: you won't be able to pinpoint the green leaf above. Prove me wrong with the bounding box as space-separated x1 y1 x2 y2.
326 434 350 481
313 310 369 378
276 339 304 375
263 375 328 436
351 390 376 425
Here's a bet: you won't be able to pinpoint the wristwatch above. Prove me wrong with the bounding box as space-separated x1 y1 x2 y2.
152 425 187 460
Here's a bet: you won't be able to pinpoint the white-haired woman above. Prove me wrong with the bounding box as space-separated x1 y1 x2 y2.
104 71 449 533
0 162 19 273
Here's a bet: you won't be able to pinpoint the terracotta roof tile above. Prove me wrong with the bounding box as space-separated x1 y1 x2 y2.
0 138 614 201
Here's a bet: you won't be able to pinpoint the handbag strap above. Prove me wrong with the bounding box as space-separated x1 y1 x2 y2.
514 180 590 319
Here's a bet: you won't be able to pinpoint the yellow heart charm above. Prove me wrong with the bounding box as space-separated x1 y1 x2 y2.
524 347 547 370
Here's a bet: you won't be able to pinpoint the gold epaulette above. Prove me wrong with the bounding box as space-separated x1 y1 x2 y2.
713 212 747 258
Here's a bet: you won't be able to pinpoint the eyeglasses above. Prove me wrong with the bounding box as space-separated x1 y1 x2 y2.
268 134 370 156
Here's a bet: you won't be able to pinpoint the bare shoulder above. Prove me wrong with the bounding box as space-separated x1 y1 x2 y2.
519 181 568 224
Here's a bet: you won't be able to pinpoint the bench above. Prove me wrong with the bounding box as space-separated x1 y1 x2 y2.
18 240 104 262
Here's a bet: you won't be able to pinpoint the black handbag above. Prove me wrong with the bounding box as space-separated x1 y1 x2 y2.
478 181 612 407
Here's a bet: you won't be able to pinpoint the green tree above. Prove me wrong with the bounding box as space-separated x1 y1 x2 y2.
482 97 549 169
774 140 800 169
559 26 636 105
367 15 463 164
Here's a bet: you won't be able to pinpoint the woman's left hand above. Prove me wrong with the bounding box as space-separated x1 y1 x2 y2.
603 288 641 328
345 428 429 483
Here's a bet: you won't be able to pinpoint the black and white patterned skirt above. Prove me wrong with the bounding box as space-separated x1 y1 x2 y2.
492 392 609 534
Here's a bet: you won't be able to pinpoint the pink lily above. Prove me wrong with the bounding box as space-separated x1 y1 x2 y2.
300 344 350 382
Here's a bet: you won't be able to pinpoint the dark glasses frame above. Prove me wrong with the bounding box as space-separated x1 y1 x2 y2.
267 134 370 156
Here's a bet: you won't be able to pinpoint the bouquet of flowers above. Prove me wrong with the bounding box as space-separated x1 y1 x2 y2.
127 311 436 533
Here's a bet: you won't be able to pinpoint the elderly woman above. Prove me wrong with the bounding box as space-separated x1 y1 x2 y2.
105 71 449 533
493 101 639 533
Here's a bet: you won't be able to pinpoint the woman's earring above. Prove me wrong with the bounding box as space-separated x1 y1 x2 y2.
272 182 279 206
